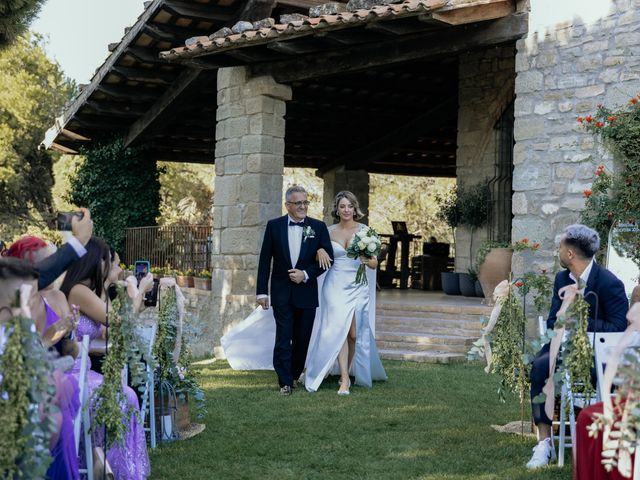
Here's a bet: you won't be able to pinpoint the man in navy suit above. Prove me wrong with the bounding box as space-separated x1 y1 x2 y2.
257 186 333 396
527 224 629 469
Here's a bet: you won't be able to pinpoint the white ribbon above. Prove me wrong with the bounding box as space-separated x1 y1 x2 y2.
480 280 510 373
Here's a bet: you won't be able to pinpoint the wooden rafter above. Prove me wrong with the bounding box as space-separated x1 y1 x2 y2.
124 68 202 147
162 1 234 22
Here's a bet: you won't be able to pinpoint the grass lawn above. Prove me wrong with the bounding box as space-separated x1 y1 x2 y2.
149 360 571 480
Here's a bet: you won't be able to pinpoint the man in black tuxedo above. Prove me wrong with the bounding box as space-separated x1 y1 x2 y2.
527 224 629 469
256 186 333 395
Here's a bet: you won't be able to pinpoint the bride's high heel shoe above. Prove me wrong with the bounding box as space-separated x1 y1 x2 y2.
337 378 351 395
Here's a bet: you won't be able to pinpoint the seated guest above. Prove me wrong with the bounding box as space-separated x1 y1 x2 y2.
60 237 151 480
527 224 629 469
0 257 78 479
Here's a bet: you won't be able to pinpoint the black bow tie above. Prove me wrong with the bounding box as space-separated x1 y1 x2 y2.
289 221 304 227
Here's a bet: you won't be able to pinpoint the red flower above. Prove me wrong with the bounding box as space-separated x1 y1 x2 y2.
607 116 617 122
630 98 638 105
583 189 593 197
608 211 614 220
595 121 605 128
585 115 593 123
515 281 524 288
541 269 547 274
577 116 584 123
595 164 605 176
533 243 540 249
520 238 529 244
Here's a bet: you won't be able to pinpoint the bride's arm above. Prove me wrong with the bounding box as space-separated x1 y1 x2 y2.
316 248 332 270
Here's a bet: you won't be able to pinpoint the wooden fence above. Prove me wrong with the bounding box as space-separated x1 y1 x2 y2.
125 225 212 272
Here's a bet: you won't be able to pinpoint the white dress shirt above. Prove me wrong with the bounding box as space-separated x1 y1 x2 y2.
569 258 595 293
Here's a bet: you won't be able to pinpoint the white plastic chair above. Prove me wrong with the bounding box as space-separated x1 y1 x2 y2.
591 332 626 402
74 334 94 480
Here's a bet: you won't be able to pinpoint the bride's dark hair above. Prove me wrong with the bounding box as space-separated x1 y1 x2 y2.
331 191 365 221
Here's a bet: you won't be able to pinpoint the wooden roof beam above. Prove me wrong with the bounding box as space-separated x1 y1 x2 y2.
253 12 527 83
96 84 161 102
162 1 234 22
112 65 178 84
125 68 202 148
426 0 514 26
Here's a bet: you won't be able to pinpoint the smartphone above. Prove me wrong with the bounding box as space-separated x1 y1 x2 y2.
134 260 158 307
134 260 150 280
56 211 84 231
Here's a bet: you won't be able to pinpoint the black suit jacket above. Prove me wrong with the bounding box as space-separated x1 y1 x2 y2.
546 262 629 332
256 216 333 309
36 243 80 290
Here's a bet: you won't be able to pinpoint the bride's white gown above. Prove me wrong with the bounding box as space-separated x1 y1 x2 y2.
221 238 387 390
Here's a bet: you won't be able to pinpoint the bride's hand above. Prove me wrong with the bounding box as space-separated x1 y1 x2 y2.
316 248 332 270
359 256 378 269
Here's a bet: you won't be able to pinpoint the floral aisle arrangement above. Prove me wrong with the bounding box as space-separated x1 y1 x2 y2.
530 287 595 418
467 280 530 403
92 286 151 448
0 287 57 479
154 285 206 420
345 226 382 285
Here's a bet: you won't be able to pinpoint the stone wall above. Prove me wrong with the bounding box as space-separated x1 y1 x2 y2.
512 0 640 276
455 45 516 272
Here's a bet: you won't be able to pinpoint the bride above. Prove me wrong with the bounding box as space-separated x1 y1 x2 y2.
221 191 387 394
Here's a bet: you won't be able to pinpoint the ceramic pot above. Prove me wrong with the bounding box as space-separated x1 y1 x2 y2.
478 248 513 305
441 272 461 295
458 273 476 297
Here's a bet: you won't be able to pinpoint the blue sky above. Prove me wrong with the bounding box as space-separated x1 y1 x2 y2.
31 0 144 84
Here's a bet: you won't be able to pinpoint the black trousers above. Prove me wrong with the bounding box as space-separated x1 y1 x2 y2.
272 304 316 388
530 343 552 426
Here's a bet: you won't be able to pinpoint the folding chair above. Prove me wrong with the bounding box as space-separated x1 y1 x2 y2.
591 332 626 402
136 323 158 449
74 334 94 480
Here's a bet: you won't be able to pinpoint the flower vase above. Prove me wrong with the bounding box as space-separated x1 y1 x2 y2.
478 248 513 305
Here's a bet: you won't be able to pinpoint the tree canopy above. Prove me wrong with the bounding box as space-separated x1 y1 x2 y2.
0 33 74 240
0 0 47 48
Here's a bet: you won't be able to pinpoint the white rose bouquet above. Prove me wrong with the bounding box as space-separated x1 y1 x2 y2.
346 226 382 285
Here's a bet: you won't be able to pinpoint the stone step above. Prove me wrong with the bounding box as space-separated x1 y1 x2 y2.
375 315 484 335
377 331 474 345
377 340 471 354
378 348 466 363
376 302 492 316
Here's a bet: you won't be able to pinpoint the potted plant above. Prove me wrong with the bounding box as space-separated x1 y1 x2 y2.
475 238 540 304
194 270 212 290
175 269 195 288
436 186 461 295
456 183 489 297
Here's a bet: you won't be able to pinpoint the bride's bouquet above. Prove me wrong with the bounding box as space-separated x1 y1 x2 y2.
346 226 382 285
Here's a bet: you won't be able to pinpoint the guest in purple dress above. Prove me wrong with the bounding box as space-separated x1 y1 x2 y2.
61 237 151 480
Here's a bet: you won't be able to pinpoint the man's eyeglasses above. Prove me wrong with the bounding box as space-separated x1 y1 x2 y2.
286 201 311 207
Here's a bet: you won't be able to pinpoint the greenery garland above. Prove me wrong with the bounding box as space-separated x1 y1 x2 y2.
91 286 150 448
489 286 530 402
154 286 206 419
0 311 57 478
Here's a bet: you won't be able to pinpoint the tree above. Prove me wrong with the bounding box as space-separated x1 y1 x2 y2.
69 138 162 255
157 162 215 226
0 0 47 48
0 33 74 240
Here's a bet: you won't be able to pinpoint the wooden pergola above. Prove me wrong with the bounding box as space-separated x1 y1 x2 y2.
44 0 527 177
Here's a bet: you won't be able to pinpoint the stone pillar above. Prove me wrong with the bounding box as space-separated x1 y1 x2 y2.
211 66 291 356
320 166 370 225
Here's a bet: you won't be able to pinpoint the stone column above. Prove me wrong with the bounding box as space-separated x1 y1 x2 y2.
320 166 370 225
211 66 291 357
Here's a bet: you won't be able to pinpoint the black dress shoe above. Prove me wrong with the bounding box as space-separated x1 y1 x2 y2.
280 385 292 396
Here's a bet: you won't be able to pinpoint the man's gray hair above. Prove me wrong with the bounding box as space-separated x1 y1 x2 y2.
561 224 600 258
285 185 307 200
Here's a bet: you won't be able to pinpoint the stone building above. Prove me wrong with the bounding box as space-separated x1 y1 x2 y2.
44 0 639 355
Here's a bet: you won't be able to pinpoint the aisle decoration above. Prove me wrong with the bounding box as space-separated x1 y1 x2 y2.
0 285 57 478
588 303 640 478
346 226 382 285
468 280 530 403
154 284 206 422
91 285 151 448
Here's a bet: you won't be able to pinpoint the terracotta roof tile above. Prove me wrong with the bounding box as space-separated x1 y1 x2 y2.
160 0 474 61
